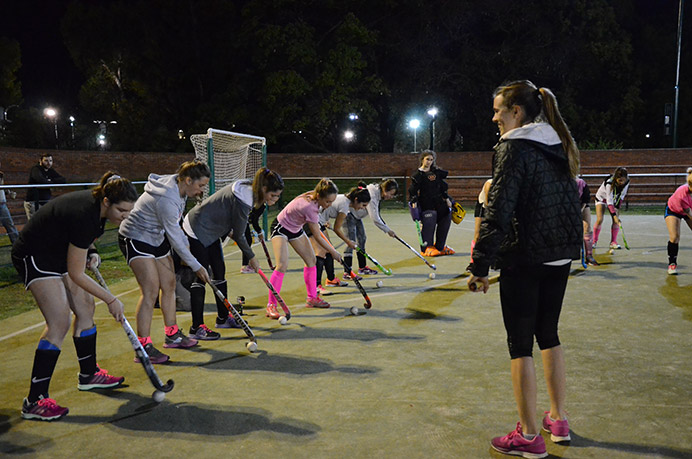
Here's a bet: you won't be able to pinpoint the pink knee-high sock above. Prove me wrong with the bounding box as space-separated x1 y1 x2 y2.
469 240 475 263
268 270 285 305
611 225 619 245
593 224 601 245
304 265 317 300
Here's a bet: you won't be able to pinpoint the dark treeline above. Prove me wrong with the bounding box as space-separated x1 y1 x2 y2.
0 0 690 153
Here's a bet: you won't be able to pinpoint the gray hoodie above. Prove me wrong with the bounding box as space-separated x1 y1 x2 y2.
119 173 202 272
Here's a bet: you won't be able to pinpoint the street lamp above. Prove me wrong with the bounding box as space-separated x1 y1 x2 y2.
44 107 58 148
427 107 438 150
408 119 420 152
344 130 355 141
69 116 75 142
348 113 359 121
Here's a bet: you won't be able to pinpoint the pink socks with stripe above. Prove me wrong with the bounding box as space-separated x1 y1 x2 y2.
304 265 317 300
268 270 285 305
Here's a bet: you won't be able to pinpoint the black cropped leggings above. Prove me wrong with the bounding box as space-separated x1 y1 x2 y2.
499 263 570 359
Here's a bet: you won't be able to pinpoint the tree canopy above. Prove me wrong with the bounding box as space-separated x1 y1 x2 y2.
0 0 690 151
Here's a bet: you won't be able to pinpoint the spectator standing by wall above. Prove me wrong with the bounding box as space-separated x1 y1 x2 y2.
24 153 66 221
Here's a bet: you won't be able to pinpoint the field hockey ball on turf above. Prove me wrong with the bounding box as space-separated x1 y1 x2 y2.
350 306 359 315
152 390 165 403
429 272 436 279
278 316 288 325
376 280 383 288
246 341 258 352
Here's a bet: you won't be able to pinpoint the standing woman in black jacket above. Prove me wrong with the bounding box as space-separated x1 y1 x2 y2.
469 80 581 458
408 150 454 256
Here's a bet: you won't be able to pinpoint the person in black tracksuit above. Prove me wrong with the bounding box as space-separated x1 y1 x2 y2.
408 150 454 256
469 80 581 457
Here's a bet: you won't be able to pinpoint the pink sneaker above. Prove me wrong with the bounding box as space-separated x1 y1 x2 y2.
266 303 280 319
240 265 256 274
21 396 69 421
78 366 125 391
306 296 330 308
491 422 547 458
542 412 571 442
317 285 333 296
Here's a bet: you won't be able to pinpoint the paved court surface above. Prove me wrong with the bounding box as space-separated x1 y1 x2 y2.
1 212 691 458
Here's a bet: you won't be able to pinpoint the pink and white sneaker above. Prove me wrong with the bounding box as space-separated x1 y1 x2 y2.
21 396 69 421
542 412 571 442
490 422 547 458
306 296 330 308
78 366 125 391
266 303 281 319
317 285 333 296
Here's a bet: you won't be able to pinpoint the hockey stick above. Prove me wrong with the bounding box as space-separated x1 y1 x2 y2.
90 267 174 393
208 282 257 344
256 268 291 320
415 220 426 248
251 229 275 271
393 234 437 270
319 231 372 309
356 246 392 275
618 221 630 250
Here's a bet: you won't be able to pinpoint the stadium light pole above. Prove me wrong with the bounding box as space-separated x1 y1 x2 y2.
427 107 438 150
44 107 58 149
673 0 684 148
409 119 420 152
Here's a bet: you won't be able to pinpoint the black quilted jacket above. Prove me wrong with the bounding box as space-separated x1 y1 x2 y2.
471 133 582 277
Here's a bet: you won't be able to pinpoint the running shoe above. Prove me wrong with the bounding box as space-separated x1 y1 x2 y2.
586 256 600 266
542 412 571 442
609 243 622 250
306 296 330 308
21 396 69 421
423 246 442 257
358 266 378 275
668 263 678 275
163 330 198 348
134 343 170 364
78 366 125 391
240 265 256 274
343 272 362 281
216 316 241 329
266 303 280 319
325 277 348 287
441 245 456 255
317 285 333 296
490 422 547 458
189 324 221 340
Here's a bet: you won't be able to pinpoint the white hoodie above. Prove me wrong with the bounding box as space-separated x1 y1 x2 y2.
119 173 202 272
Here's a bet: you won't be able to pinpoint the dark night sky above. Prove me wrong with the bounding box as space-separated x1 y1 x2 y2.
1 0 83 110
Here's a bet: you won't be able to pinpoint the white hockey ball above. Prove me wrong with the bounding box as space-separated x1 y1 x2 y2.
152 390 165 403
429 272 436 279
246 341 258 352
376 280 383 288
278 316 288 325
350 306 359 315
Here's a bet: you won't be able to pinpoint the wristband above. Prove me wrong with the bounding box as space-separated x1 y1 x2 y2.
106 297 118 306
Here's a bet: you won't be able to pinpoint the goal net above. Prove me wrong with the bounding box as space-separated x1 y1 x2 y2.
190 128 266 197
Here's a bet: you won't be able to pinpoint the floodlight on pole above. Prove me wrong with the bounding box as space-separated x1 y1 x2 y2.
348 113 359 121
408 119 420 152
344 130 355 141
44 107 58 148
427 107 438 150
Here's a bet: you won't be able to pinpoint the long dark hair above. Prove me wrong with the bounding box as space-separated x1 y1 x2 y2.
92 171 138 204
177 160 211 181
345 181 371 205
252 167 284 204
493 80 580 178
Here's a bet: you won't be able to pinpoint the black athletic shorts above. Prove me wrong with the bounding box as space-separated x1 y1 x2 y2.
665 205 689 220
118 234 171 265
270 219 305 241
12 254 65 289
303 222 326 238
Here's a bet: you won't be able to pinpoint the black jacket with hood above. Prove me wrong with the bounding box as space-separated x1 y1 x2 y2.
471 122 581 277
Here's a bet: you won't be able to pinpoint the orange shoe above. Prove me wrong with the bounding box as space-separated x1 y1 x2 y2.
266 304 280 319
423 246 442 257
441 245 455 255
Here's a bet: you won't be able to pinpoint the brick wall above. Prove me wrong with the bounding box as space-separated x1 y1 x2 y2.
1 146 691 233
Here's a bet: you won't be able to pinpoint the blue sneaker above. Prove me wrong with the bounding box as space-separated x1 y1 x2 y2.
215 316 241 329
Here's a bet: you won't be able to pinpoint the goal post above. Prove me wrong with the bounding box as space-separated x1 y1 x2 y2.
190 128 266 197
